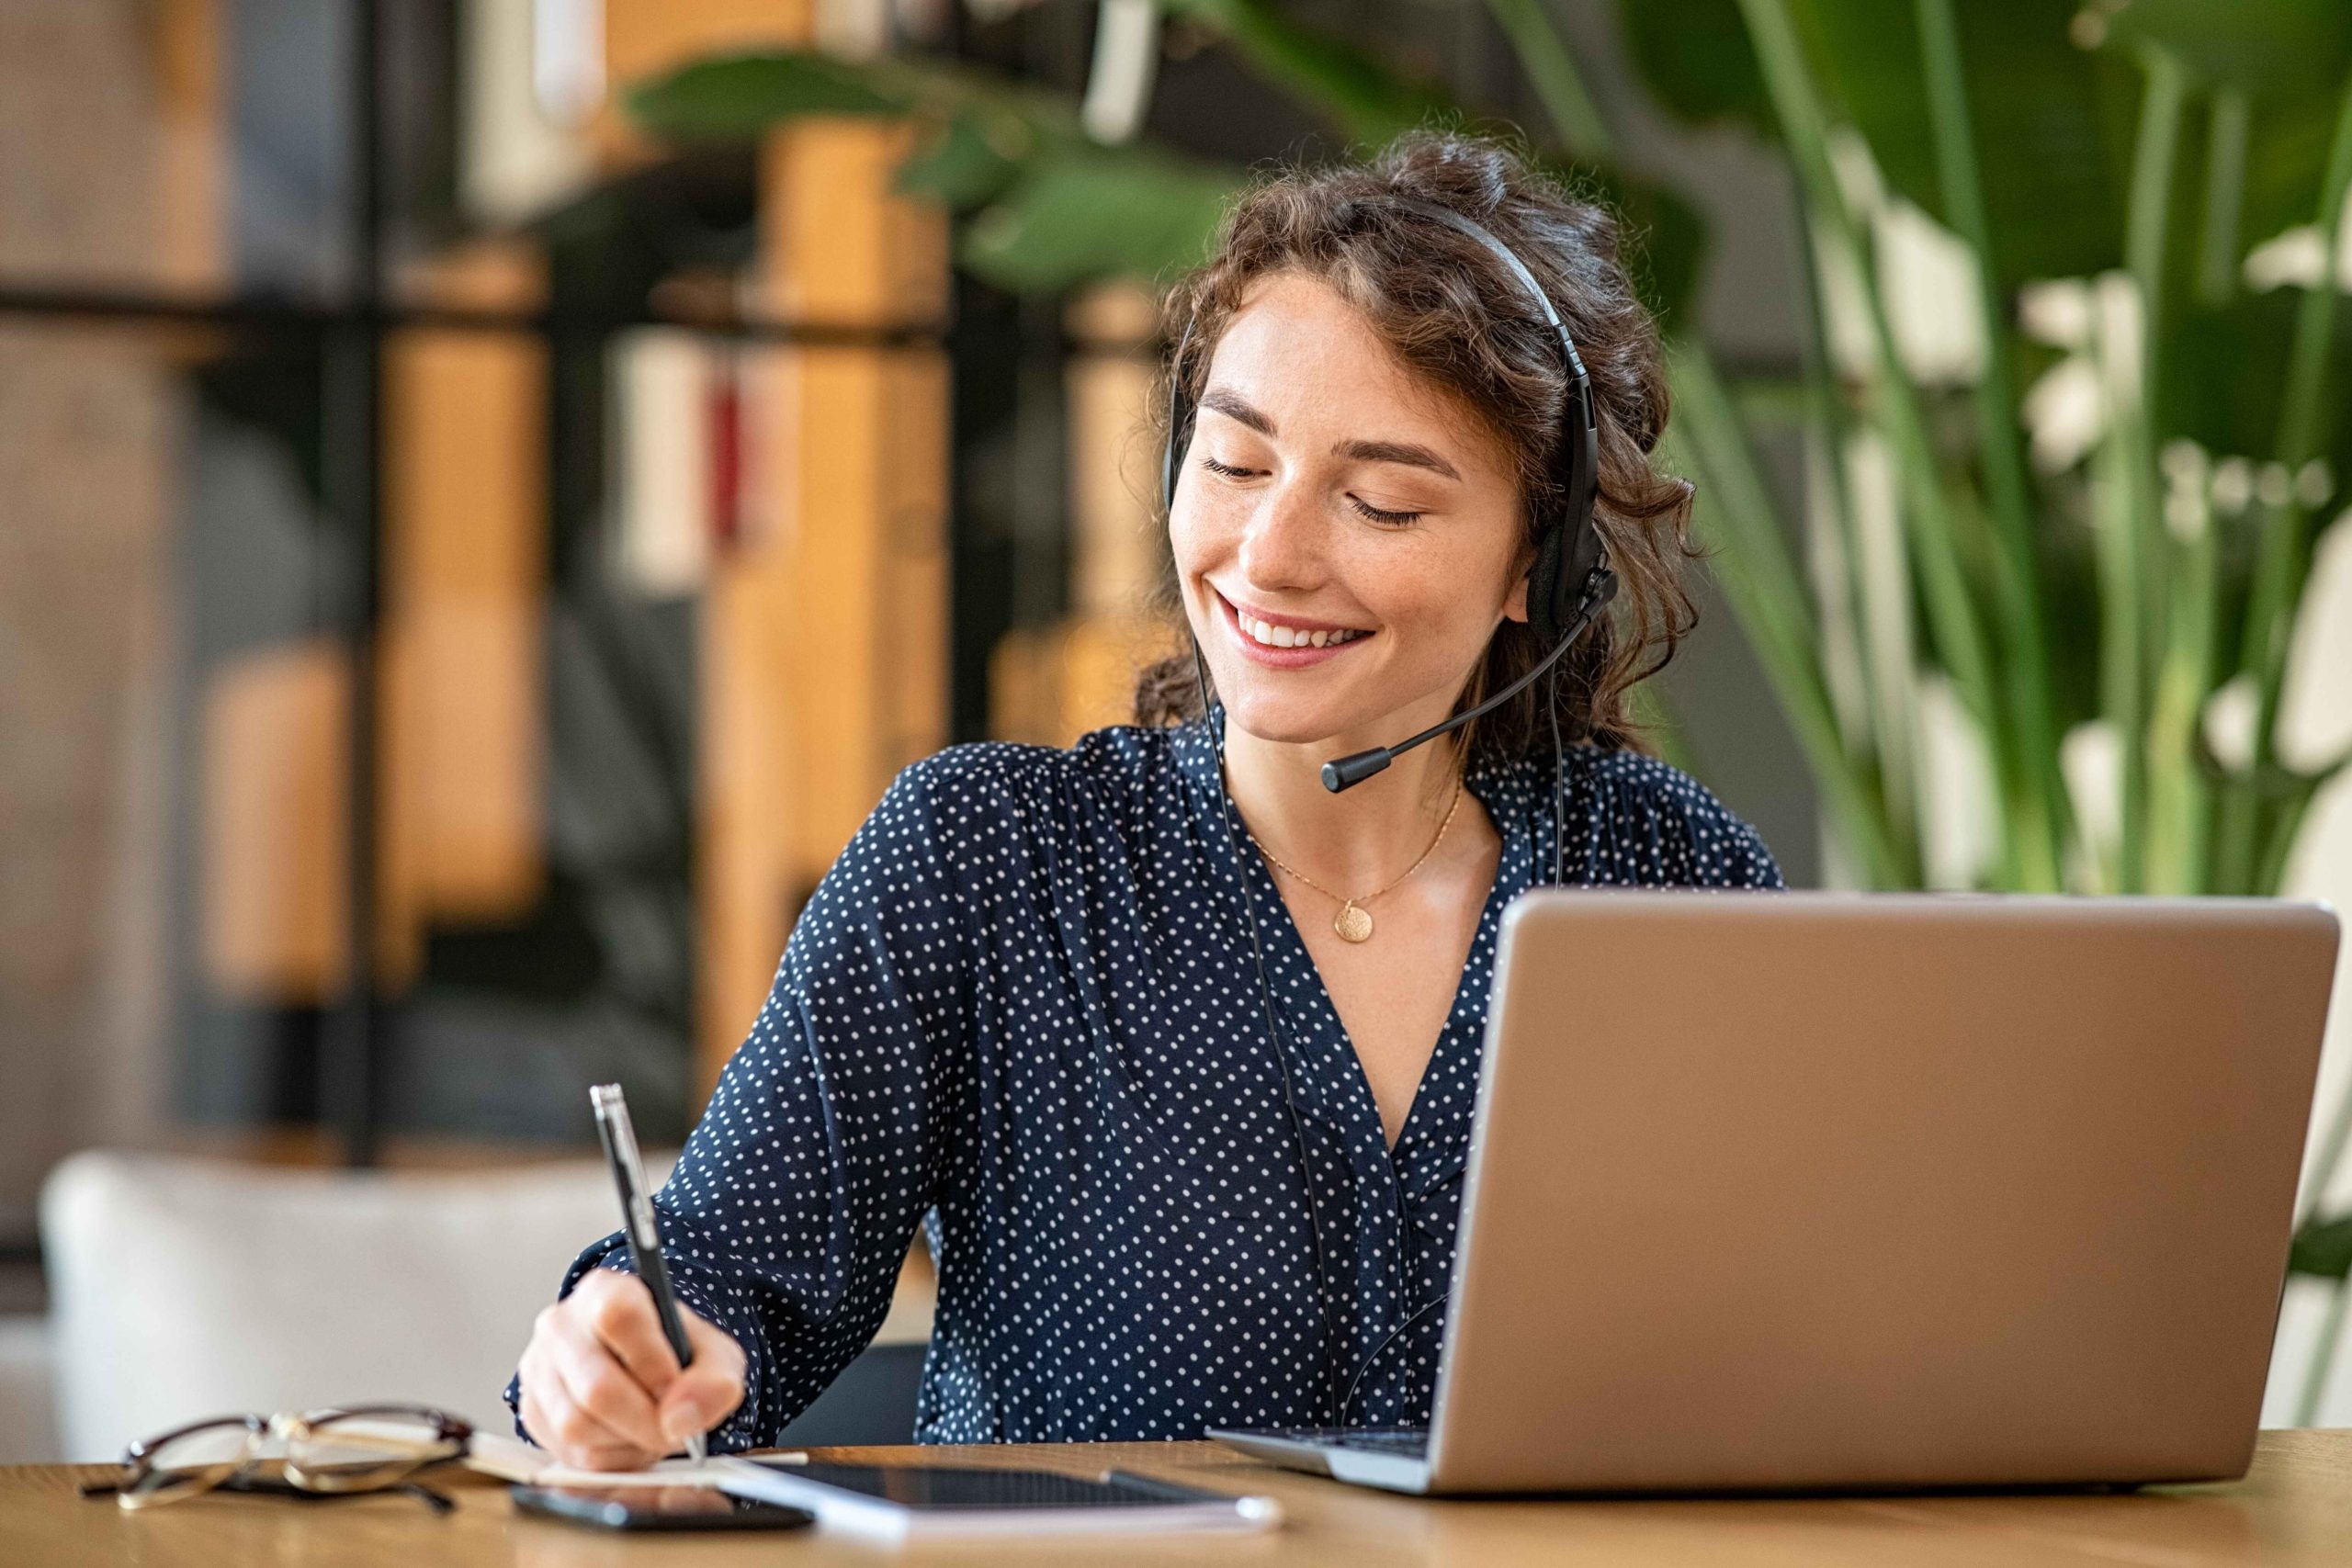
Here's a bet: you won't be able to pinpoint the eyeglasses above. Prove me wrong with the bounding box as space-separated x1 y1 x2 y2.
81 1404 474 1513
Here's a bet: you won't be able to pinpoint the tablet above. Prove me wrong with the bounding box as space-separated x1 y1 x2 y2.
713 1458 1283 1539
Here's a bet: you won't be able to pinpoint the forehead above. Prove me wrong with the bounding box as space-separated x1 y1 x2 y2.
1204 272 1508 464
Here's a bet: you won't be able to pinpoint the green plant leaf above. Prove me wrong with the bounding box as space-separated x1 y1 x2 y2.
2095 9 2352 273
1807 0 2134 286
2241 85 2352 253
959 147 1238 293
2291 1213 2352 1280
2105 0 2352 106
894 115 1024 209
627 50 1088 162
1165 3 1706 325
2164 288 2352 488
627 51 913 135
1621 0 2132 285
1485 0 1613 157
622 46 1242 289
1161 0 1453 146
1618 0 1770 130
1619 174 1710 331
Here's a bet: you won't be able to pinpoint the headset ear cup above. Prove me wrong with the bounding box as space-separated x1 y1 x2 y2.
1528 521 1567 645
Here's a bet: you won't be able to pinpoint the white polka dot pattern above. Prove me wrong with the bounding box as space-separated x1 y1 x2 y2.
507 718 1781 1449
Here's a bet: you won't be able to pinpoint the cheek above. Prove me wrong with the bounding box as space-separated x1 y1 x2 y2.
1370 563 1484 657
1167 498 1203 572
1351 533 1513 638
1168 480 1238 577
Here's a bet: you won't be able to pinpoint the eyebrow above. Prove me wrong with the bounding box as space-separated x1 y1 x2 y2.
1335 436 1460 481
1198 387 1462 482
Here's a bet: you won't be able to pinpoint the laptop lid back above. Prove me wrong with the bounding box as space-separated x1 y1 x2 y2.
1429 893 2338 1493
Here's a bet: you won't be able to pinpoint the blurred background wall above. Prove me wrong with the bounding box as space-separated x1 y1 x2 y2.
0 0 2347 1456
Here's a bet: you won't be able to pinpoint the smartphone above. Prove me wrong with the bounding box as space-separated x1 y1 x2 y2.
511 1483 816 1532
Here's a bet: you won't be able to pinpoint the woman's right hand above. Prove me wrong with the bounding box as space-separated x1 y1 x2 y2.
514 1268 748 1470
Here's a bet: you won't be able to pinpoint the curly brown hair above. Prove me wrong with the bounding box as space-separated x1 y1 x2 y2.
1133 129 1702 763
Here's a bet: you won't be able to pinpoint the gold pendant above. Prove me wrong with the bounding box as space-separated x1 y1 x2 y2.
1334 902 1374 942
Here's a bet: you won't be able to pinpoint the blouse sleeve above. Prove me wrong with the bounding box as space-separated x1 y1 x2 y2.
1709 814 1783 889
506 758 969 1450
1579 751 1787 891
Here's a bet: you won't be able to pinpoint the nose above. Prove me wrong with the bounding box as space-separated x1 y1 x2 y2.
1237 475 1325 594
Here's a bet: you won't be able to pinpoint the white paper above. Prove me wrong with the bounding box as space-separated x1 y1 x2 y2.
465 1433 806 1489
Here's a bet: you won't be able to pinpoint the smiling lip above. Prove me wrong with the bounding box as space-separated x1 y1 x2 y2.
1214 587 1375 669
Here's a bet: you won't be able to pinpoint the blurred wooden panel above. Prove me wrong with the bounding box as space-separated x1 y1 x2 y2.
885 349 951 767
698 523 798 1104
989 284 1166 748
383 330 546 923
147 0 222 292
763 118 949 325
380 244 549 991
395 237 546 314
764 118 950 882
201 641 348 1001
781 344 950 860
605 0 815 78
202 246 546 1005
1065 349 1159 619
989 615 1175 749
989 626 1050 747
695 117 946 1094
598 0 816 164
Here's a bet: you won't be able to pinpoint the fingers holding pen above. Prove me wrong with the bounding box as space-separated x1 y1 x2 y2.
533 1300 672 1459
659 1311 749 1445
517 1323 662 1471
573 1268 685 1392
516 1375 648 1472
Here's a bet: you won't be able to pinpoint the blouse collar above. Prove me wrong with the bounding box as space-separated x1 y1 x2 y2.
1171 706 1545 868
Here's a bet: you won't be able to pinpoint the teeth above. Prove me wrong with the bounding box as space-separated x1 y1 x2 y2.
1237 610 1363 650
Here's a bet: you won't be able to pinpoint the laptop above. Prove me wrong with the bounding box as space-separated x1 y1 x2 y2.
1211 891 2340 1495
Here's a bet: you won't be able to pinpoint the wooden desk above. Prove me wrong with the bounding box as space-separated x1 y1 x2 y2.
6 1432 2351 1566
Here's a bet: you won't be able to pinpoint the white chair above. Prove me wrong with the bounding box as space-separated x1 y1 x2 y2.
40 1149 643 1462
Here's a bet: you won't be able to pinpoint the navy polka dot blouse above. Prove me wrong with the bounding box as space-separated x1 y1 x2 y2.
511 714 1781 1449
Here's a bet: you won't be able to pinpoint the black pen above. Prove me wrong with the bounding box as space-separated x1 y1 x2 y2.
589 1083 707 1466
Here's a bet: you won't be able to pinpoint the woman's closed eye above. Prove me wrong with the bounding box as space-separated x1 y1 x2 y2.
1199 455 1424 528
1347 495 1422 527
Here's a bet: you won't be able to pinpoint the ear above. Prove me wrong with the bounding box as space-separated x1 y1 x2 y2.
1501 566 1531 624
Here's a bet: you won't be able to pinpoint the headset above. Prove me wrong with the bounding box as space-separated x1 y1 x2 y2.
1162 195 1619 1426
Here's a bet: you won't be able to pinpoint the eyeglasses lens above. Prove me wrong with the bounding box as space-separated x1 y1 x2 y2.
125 1420 262 1507
284 1409 463 1492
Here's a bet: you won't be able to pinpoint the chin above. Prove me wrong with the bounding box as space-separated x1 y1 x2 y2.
1216 684 1367 749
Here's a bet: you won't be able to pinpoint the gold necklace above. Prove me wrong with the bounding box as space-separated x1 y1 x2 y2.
1254 774 1466 943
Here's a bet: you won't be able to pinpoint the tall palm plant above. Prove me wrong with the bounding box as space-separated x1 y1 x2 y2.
1622 0 2352 1417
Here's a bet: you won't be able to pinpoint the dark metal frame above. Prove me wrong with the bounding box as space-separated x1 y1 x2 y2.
84 1401 472 1511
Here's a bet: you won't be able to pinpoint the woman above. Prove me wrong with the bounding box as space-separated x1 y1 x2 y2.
510 129 1781 1468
